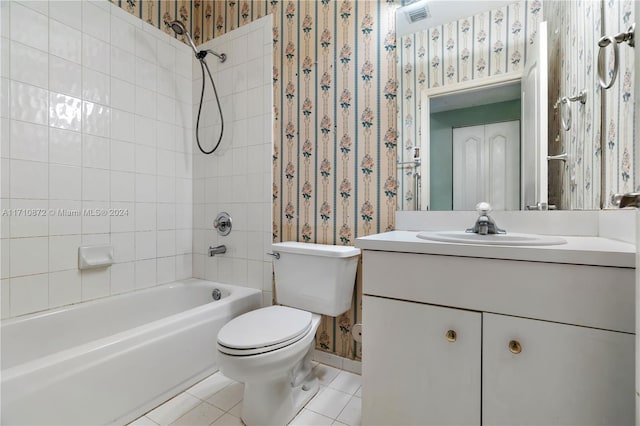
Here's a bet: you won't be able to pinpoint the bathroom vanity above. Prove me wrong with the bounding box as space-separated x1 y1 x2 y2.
356 231 635 426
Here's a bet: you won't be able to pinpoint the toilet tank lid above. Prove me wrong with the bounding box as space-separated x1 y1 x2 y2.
273 242 361 258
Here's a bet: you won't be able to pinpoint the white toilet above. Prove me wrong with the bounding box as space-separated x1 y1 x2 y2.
216 242 360 426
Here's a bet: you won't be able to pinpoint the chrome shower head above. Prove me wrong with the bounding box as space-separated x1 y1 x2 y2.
169 20 199 56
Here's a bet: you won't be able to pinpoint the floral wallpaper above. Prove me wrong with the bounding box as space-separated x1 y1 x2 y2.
545 0 602 210
397 1 541 210
602 0 636 207
546 0 635 210
113 0 398 361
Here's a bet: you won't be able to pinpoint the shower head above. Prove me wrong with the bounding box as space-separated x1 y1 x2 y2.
169 20 187 35
169 20 199 56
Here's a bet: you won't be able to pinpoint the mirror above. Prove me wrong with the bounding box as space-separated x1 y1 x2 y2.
396 0 615 211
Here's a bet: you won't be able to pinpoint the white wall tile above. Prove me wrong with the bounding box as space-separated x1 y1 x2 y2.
49 55 82 98
49 269 81 307
49 164 81 201
135 202 156 231
156 39 176 72
110 202 135 233
10 237 48 277
157 204 176 230
11 81 48 125
49 234 81 272
156 256 176 284
0 239 9 279
135 174 156 203
1 279 10 319
135 28 157 65
83 135 110 169
4 0 195 318
11 2 48 52
110 261 135 294
135 230 156 260
111 109 135 142
111 78 136 113
82 101 110 137
81 268 110 300
82 34 110 72
11 159 48 199
49 92 82 132
82 168 110 201
82 1 110 42
50 19 81 63
157 151 176 177
81 201 110 234
110 16 136 54
49 200 82 235
110 140 135 172
110 171 135 202
49 1 82 31
111 46 135 84
157 176 176 203
10 41 48 89
157 230 175 257
135 57 157 91
10 120 48 162
11 273 48 316
82 68 110 106
9 199 48 238
175 203 192 229
135 86 157 119
157 94 175 124
135 144 156 174
111 231 135 262
134 116 156 146
135 258 156 288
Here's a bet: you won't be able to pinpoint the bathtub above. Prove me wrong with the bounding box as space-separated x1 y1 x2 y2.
1 279 262 425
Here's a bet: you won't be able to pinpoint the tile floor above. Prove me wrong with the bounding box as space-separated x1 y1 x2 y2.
129 363 362 426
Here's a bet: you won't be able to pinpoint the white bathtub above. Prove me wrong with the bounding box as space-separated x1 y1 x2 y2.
1 279 261 425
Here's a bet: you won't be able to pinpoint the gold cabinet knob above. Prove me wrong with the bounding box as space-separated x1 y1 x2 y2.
508 340 522 354
446 330 457 342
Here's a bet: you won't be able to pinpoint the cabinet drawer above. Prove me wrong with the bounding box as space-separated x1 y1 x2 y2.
362 250 634 333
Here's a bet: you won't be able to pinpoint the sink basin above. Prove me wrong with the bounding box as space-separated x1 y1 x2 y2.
416 231 567 246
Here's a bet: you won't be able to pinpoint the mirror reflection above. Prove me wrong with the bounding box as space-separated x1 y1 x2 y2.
395 0 635 211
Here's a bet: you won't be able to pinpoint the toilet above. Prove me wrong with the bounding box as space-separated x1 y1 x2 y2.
216 241 360 426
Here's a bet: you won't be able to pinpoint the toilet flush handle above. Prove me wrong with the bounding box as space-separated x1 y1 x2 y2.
266 252 280 260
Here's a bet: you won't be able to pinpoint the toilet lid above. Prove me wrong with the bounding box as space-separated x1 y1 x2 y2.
217 306 313 351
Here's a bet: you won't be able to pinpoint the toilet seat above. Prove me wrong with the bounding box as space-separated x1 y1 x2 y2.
217 306 313 356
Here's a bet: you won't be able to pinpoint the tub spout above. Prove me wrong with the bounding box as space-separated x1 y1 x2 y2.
209 245 227 256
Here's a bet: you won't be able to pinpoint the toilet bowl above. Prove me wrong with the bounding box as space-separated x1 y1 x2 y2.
217 306 321 426
216 242 360 426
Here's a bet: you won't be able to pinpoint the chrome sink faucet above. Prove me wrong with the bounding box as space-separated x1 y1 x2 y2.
466 202 506 235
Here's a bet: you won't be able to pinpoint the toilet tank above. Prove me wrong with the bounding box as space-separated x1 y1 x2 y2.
272 242 360 317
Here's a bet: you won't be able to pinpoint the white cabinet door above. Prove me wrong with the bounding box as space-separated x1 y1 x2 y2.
453 121 520 210
362 296 481 426
483 313 635 426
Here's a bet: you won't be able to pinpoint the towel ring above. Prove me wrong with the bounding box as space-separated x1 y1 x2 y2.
555 90 586 131
597 35 619 89
559 97 571 131
597 23 635 89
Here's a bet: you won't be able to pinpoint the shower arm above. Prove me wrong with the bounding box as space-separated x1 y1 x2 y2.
196 49 227 63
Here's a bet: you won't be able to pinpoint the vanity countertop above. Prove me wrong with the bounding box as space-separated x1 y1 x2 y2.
355 231 635 268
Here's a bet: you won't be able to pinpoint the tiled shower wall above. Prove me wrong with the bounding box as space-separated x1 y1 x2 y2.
191 16 274 306
0 0 193 318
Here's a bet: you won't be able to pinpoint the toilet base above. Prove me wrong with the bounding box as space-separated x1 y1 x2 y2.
241 373 319 426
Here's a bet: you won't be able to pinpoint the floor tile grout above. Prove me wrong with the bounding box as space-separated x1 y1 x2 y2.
134 361 361 426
